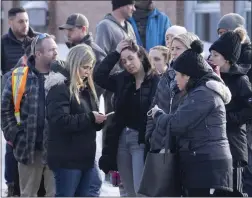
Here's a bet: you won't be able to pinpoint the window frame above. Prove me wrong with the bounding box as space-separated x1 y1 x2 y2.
184 1 220 33
235 1 251 38
235 1 251 25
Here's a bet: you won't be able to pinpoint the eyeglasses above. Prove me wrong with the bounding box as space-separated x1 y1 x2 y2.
32 33 50 54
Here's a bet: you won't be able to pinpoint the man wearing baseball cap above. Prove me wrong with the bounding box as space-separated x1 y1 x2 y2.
56 13 106 197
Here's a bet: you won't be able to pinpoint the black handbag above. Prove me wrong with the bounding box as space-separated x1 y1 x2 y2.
138 120 181 197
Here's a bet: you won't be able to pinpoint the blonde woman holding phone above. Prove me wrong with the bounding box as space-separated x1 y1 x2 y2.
45 44 106 197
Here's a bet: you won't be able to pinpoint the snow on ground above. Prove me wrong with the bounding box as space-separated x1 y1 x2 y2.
1 95 120 196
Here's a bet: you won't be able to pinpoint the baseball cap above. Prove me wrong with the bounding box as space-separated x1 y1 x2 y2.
59 13 89 30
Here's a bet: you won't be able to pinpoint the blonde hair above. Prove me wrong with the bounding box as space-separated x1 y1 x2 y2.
169 32 201 62
64 44 98 104
171 32 200 49
149 45 170 64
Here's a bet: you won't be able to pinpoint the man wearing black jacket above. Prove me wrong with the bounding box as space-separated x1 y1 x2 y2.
58 13 106 197
1 7 38 75
1 7 38 197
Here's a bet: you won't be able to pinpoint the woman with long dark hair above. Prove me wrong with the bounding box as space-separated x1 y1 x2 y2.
94 39 159 196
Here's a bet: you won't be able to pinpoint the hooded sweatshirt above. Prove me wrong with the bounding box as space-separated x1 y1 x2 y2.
95 14 136 73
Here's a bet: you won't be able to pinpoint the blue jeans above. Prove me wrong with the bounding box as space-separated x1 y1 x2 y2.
117 127 145 197
88 162 102 197
53 168 93 197
5 143 17 184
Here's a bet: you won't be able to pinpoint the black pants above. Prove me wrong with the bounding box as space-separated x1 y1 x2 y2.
211 166 248 197
101 90 114 148
186 188 211 197
187 188 233 197
219 166 248 197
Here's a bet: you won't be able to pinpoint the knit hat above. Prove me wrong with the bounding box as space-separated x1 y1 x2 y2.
173 40 210 79
209 27 247 64
165 25 187 37
112 0 135 11
217 13 245 32
172 32 200 49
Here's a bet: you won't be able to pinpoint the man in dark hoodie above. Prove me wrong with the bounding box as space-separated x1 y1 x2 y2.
58 13 106 197
1 34 57 197
1 7 38 197
217 13 252 196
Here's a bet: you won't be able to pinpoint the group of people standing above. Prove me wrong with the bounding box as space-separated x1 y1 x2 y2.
1 0 252 197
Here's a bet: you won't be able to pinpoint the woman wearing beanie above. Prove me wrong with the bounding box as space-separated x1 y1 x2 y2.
94 39 159 196
165 25 187 48
145 32 199 152
209 27 252 197
165 25 187 65
149 40 233 197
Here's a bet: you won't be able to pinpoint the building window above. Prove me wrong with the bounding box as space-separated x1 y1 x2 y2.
20 1 49 33
246 11 251 38
235 0 252 39
184 1 221 43
195 12 221 43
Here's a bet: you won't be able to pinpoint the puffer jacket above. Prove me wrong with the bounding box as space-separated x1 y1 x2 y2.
1 27 38 74
153 73 233 191
221 63 252 165
45 63 103 170
145 68 184 151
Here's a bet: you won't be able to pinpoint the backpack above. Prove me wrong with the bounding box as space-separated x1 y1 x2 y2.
11 65 29 125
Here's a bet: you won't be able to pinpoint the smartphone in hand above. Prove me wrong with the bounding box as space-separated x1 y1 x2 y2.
106 111 115 116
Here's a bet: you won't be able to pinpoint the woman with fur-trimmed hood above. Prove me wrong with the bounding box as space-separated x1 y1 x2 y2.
150 40 233 197
44 44 106 197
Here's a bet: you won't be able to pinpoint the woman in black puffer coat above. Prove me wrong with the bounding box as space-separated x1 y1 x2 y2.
145 32 200 152
45 44 106 197
209 27 252 197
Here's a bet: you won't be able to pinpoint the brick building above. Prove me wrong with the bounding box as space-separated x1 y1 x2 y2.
1 1 251 44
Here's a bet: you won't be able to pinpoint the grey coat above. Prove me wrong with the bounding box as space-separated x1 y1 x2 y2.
95 14 136 74
152 79 233 190
145 69 184 151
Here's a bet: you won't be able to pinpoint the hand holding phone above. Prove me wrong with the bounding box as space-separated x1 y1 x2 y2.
92 111 107 124
106 111 115 116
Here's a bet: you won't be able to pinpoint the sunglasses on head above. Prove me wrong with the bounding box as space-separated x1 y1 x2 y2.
33 33 50 53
